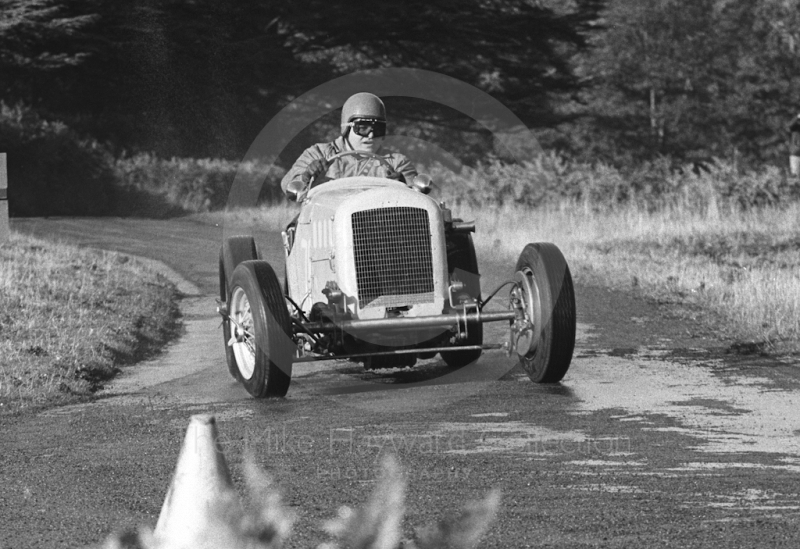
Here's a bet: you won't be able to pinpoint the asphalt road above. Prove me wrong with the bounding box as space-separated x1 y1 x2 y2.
3 217 800 548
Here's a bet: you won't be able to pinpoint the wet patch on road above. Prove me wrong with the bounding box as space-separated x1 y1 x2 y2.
569 350 800 458
685 487 800 515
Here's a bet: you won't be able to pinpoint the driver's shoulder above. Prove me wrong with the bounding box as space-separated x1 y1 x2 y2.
302 137 345 160
323 136 348 158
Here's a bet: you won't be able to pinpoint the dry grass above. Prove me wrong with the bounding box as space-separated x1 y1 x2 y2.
464 201 800 354
0 232 180 412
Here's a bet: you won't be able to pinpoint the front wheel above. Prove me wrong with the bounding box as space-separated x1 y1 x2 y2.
220 237 259 380
511 243 576 383
227 261 293 397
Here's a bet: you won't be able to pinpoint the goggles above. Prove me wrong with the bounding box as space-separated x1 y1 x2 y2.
347 118 387 138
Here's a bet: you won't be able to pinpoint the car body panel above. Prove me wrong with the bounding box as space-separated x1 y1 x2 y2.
286 177 447 321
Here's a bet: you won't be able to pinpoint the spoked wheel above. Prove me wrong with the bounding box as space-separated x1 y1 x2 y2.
220 237 258 380
510 243 576 383
226 260 293 397
229 285 257 379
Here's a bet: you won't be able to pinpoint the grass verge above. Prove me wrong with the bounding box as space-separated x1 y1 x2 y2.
0 232 181 414
465 201 800 354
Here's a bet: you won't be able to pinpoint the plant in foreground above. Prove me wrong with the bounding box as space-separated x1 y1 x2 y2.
102 454 499 549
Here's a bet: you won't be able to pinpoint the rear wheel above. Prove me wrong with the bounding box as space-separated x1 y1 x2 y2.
440 232 483 368
227 261 293 397
512 243 575 383
220 237 259 380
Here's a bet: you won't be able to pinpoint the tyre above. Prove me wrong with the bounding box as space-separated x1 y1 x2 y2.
440 231 483 368
512 243 576 383
220 236 259 380
221 236 258 295
227 260 293 397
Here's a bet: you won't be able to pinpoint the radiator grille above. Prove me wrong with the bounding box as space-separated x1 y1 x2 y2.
352 207 435 308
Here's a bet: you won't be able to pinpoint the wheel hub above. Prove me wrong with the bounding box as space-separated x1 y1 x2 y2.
230 287 256 379
509 270 539 357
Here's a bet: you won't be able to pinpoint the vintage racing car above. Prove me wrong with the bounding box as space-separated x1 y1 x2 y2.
218 151 576 397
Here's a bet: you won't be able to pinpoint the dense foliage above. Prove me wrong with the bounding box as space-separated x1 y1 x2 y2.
563 0 800 166
432 153 800 212
0 0 601 159
0 103 115 216
115 153 284 213
2 0 800 216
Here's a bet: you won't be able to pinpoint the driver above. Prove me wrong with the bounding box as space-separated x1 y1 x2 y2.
281 92 418 197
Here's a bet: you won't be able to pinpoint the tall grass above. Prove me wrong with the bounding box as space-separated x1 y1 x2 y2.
466 201 800 353
423 153 799 352
0 233 180 412
112 149 799 215
430 152 800 212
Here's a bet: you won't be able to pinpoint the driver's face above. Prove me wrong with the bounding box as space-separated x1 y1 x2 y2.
347 128 384 153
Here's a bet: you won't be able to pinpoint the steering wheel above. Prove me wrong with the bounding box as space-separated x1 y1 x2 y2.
326 150 399 178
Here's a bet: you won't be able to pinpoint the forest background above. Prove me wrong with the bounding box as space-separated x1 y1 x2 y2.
2 0 800 214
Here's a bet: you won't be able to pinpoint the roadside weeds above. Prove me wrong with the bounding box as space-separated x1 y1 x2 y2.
468 202 800 355
0 232 182 414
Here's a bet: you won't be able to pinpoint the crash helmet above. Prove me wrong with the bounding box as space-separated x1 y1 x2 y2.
340 92 386 135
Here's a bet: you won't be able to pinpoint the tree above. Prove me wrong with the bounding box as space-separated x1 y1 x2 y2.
280 0 604 130
713 0 800 164
0 0 97 106
2 0 604 159
56 0 327 158
571 0 727 161
569 0 800 166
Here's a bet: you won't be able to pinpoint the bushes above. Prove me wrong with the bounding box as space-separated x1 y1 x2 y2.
0 103 286 218
0 103 116 216
432 153 648 209
114 153 286 213
2 100 795 218
116 150 793 215
432 151 800 213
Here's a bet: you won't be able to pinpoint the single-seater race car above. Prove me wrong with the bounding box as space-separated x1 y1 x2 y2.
218 151 576 397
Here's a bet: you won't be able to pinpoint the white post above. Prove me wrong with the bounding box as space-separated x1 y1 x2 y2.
0 153 8 243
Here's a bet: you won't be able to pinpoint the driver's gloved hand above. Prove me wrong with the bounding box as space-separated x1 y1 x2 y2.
385 168 405 182
302 158 328 185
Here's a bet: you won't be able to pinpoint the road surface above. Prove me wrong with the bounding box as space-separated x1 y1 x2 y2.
3 216 800 548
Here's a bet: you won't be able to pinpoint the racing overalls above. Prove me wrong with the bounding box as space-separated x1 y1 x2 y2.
280 135 418 196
